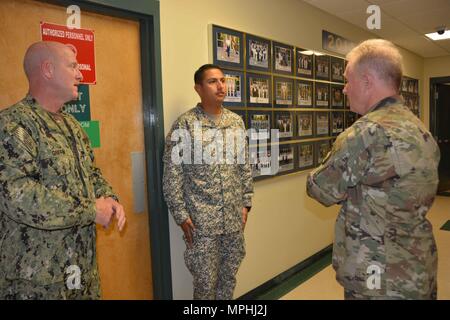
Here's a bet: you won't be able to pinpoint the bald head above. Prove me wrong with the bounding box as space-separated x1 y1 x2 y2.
23 41 76 80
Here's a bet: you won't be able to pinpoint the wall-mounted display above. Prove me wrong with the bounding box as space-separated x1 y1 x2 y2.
330 56 345 83
315 83 330 108
248 111 271 141
345 111 358 128
316 140 331 165
315 112 330 136
212 25 243 68
275 111 294 139
278 144 295 173
296 80 313 107
298 143 315 170
247 73 271 106
314 55 330 81
331 111 344 136
251 147 273 178
274 77 294 106
296 48 313 78
297 112 314 138
273 42 294 75
331 85 344 108
223 70 244 107
400 76 420 118
247 34 271 72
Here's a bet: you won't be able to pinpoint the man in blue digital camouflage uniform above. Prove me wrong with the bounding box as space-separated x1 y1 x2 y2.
163 64 254 300
307 39 439 299
0 41 126 299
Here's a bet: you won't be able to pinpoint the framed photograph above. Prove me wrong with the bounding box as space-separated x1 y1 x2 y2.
212 25 243 68
331 111 345 136
296 80 313 107
331 85 344 109
316 140 332 165
274 77 294 106
223 70 244 107
298 143 315 170
297 112 314 138
330 56 345 83
315 112 330 136
247 34 271 72
274 112 294 139
314 55 330 80
296 48 313 78
273 42 294 75
247 73 271 107
278 144 295 173
401 78 408 93
315 83 330 108
228 109 247 128
248 111 272 141
345 111 358 128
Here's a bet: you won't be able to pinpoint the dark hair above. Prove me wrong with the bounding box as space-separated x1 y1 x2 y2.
194 64 223 84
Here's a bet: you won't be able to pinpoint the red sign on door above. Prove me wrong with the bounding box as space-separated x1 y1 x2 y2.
40 22 96 84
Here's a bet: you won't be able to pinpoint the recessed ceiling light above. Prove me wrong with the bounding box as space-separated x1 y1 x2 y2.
425 30 450 41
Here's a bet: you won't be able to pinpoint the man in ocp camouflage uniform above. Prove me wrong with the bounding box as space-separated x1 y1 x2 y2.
307 39 440 299
163 64 253 300
0 41 126 299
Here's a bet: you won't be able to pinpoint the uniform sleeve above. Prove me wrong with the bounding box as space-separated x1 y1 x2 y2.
162 119 190 225
0 124 96 230
306 123 375 207
239 120 253 208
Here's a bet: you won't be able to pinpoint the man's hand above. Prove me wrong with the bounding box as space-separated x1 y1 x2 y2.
105 197 127 232
95 197 114 228
242 207 249 230
181 218 195 249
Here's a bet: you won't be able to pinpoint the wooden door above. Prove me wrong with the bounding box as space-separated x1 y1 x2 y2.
0 0 152 299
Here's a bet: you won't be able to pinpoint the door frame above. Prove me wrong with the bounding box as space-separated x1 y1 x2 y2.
429 76 450 136
40 0 171 299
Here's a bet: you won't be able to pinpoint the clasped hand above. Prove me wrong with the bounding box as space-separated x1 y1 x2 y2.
95 196 126 231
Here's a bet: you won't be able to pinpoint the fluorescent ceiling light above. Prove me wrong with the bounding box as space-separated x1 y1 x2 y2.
299 50 314 55
425 30 450 40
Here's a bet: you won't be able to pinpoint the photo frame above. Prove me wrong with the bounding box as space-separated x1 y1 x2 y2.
314 55 330 80
298 142 315 170
247 34 271 72
331 111 345 136
296 80 313 108
273 42 294 75
297 111 314 138
278 144 295 174
331 85 344 109
315 83 330 108
296 48 313 78
223 70 245 107
316 140 332 165
274 111 294 139
212 25 244 68
274 77 294 106
330 56 345 83
248 110 272 141
250 145 277 178
315 112 330 136
247 73 272 107
345 111 358 128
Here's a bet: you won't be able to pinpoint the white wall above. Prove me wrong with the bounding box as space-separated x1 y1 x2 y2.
160 0 425 299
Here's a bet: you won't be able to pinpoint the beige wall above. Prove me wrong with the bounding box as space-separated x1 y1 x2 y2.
160 0 425 298
423 56 450 129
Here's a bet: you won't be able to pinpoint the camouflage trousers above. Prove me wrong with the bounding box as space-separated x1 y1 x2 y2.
0 277 100 300
184 231 245 300
344 288 437 300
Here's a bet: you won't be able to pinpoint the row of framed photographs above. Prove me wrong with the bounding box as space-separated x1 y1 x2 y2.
250 139 334 178
224 70 348 108
400 76 420 118
229 108 359 140
213 24 346 82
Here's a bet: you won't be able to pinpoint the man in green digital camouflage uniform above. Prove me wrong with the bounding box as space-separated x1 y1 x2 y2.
307 39 440 300
163 64 253 300
0 41 126 299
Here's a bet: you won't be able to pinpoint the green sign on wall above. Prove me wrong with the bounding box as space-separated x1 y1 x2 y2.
63 84 91 121
80 120 100 148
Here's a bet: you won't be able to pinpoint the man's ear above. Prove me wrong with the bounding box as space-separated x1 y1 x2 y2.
41 60 54 80
194 83 201 95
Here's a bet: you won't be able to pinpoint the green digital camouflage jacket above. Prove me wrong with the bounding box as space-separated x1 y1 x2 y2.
0 95 117 298
307 96 440 299
163 104 253 236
